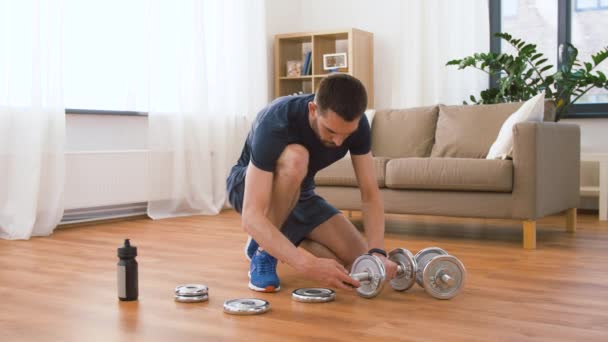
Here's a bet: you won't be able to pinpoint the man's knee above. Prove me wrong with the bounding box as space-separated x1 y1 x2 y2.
276 144 309 182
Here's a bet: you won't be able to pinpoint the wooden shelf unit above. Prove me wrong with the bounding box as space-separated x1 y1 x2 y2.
274 28 374 107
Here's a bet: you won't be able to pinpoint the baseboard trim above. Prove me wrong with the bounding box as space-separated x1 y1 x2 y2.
60 202 148 225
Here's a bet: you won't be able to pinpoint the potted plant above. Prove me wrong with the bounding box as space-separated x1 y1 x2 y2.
447 32 608 121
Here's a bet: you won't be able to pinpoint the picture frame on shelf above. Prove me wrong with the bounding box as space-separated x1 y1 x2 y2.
323 52 347 71
286 60 302 77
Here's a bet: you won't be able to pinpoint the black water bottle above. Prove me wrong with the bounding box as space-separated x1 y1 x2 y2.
117 239 138 301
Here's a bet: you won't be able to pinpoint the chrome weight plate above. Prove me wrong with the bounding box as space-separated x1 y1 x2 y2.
350 254 386 299
388 248 417 291
223 298 270 315
292 288 336 303
175 294 209 303
414 247 448 286
175 284 209 296
421 255 466 300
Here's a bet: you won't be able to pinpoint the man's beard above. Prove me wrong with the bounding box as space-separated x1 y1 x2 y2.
311 117 337 147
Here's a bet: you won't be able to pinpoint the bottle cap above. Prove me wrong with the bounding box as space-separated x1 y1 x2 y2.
118 239 137 258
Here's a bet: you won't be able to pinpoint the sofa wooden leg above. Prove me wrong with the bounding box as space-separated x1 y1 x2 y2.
523 220 536 249
566 208 577 233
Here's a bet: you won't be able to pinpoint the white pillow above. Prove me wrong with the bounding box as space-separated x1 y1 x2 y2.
364 109 376 129
486 92 545 160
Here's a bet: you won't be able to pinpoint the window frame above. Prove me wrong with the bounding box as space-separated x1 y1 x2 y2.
65 109 148 117
489 0 608 119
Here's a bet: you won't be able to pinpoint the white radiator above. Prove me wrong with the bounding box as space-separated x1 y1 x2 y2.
62 150 149 223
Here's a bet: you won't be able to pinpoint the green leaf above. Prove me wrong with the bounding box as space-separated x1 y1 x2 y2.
597 70 607 82
585 62 593 72
591 46 608 66
531 53 544 61
521 44 536 55
535 58 548 66
496 32 511 41
446 59 461 66
540 65 553 73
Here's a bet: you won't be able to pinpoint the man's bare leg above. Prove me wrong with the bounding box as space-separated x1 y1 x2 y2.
246 144 309 255
305 213 368 269
265 144 309 228
299 239 344 264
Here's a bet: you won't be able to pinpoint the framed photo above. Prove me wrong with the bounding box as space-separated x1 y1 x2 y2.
286 60 302 77
323 52 348 71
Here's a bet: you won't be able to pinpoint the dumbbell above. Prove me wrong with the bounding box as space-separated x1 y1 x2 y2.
349 247 466 299
348 249 419 298
407 247 466 300
349 253 387 298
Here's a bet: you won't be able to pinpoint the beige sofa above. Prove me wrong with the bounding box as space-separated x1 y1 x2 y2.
314 102 580 249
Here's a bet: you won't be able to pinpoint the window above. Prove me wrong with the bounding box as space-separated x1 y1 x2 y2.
490 0 608 118
572 0 608 103
500 1 558 73
63 0 148 114
575 0 608 11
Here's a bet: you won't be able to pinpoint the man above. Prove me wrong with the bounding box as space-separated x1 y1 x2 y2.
226 74 397 292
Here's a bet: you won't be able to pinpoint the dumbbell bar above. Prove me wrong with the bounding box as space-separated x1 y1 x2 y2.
349 247 466 299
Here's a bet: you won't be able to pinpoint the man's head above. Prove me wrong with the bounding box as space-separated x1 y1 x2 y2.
308 74 368 147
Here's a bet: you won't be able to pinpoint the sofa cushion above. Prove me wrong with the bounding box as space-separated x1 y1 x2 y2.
486 92 545 160
430 103 519 158
371 106 438 158
385 157 513 192
314 157 389 188
430 101 557 159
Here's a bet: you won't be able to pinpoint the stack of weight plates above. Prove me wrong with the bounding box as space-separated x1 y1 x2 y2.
174 284 209 303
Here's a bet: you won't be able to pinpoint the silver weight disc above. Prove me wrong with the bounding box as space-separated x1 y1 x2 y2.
174 284 209 297
415 247 448 286
223 298 270 315
422 255 466 300
174 294 209 303
350 254 386 299
292 288 336 303
388 248 417 291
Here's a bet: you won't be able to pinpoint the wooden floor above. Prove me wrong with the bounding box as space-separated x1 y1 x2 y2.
1 210 608 341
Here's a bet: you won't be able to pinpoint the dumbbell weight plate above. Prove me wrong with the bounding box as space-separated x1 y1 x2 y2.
350 254 386 298
292 288 336 303
174 284 209 296
388 248 417 291
175 294 209 303
422 255 466 300
414 247 448 287
223 298 270 315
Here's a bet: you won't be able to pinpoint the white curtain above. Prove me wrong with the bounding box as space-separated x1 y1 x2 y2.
392 0 489 107
0 0 65 239
147 0 268 219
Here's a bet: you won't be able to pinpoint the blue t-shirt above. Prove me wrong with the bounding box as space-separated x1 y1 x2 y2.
233 94 371 195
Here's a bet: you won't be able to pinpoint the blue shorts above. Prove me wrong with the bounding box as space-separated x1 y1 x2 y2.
226 165 340 246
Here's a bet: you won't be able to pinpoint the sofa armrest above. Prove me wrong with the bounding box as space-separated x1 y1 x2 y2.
511 121 580 219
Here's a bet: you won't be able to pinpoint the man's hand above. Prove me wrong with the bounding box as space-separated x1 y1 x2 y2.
297 256 361 290
372 253 399 281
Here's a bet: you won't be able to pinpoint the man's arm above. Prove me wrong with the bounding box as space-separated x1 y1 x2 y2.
351 152 384 249
351 152 398 278
241 162 358 289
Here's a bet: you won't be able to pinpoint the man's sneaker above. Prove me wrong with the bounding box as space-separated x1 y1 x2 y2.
244 236 259 261
248 250 280 292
